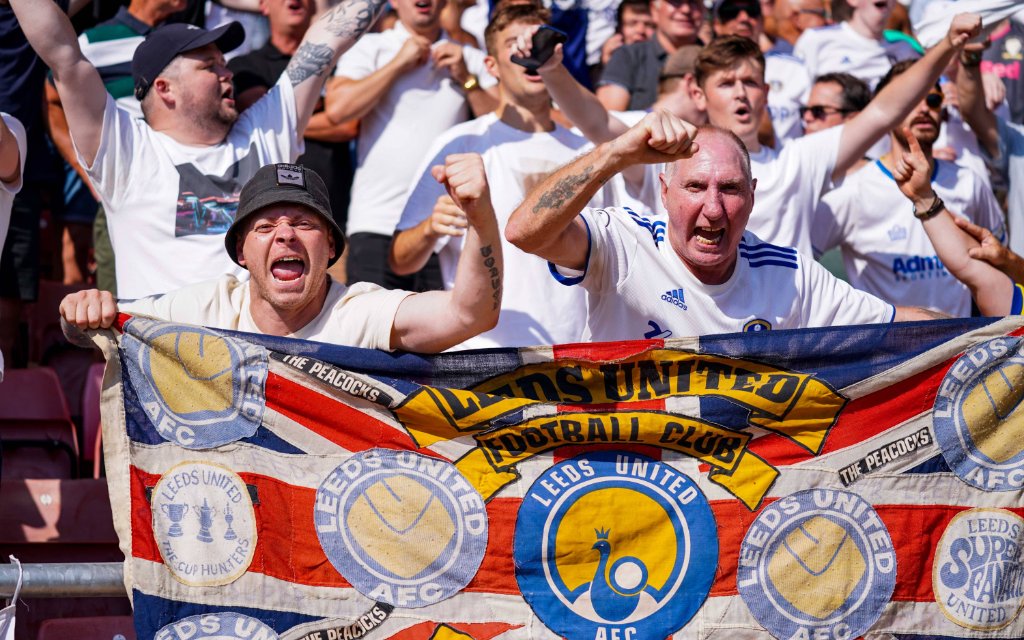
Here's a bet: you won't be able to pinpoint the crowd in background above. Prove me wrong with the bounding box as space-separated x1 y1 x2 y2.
2 0 1024 373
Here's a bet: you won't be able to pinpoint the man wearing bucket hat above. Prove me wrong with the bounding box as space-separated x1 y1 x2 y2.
9 0 390 300
60 159 503 353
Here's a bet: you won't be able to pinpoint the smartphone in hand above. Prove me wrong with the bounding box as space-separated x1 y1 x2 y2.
510 25 567 74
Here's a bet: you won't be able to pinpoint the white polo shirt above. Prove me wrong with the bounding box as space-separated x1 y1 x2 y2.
120 275 412 350
552 206 894 341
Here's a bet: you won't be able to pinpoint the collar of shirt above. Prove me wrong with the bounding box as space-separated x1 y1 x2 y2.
112 6 157 35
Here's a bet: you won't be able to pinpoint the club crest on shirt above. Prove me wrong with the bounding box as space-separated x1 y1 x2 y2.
743 319 772 332
932 337 1024 492
737 489 896 640
314 449 488 608
155 613 277 640
122 318 267 449
514 451 718 640
151 462 257 587
933 508 1024 631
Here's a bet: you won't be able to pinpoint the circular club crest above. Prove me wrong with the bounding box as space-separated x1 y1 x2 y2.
155 613 277 640
151 462 257 586
314 449 488 609
514 450 717 640
934 508 1024 630
737 489 896 639
122 319 267 449
932 337 1024 492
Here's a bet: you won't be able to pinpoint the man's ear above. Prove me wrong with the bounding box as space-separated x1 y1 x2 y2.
484 55 499 80
691 83 707 111
152 77 175 109
236 236 247 268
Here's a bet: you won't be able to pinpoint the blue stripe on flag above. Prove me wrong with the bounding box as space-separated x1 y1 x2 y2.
132 590 323 637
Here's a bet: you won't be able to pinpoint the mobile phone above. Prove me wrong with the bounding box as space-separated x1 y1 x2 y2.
510 25 567 74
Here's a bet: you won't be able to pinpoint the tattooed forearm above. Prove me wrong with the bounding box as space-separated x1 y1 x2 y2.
286 42 334 86
480 245 501 311
532 166 595 215
321 0 387 38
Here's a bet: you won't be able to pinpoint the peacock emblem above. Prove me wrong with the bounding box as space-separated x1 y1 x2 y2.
588 528 650 622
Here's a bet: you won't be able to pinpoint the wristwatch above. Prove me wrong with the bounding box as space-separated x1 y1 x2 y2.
913 194 945 221
462 74 480 92
960 50 983 67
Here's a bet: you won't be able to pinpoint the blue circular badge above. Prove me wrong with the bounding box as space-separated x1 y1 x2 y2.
314 449 488 609
932 337 1024 492
122 318 267 449
514 450 717 640
155 613 277 639
737 489 896 639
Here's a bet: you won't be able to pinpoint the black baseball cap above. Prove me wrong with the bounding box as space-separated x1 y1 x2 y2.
225 164 345 267
132 22 246 101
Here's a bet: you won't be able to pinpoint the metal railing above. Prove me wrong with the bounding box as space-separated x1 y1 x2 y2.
0 562 125 598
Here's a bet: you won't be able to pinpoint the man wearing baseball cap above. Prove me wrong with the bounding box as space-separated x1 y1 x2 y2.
9 0 391 300
60 158 503 353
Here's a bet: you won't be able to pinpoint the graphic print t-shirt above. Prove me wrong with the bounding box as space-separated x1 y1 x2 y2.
81 76 301 299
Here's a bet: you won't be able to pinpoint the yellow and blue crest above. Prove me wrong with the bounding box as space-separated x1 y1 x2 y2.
122 319 267 449
514 450 717 639
737 489 896 639
932 337 1024 492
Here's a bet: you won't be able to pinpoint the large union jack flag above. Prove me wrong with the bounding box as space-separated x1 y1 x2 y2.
94 315 1024 640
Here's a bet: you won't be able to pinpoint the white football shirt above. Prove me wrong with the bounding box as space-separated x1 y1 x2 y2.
812 159 1006 316
794 22 921 89
552 206 895 341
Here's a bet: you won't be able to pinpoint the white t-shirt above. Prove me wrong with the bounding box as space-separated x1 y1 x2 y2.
794 22 921 89
631 126 844 257
335 23 495 238
396 113 612 349
80 77 302 300
0 113 26 383
812 159 1006 316
765 49 811 144
553 206 894 341
120 275 411 349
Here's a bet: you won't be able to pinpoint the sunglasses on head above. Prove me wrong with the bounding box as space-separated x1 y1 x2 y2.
925 92 944 109
799 105 854 120
717 2 761 21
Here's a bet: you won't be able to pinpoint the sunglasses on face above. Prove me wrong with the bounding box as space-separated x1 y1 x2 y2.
799 105 854 120
925 92 944 110
717 2 761 21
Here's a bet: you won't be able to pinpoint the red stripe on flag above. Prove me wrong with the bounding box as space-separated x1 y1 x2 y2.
725 359 951 469
131 467 521 594
266 371 421 453
553 340 665 361
711 499 1024 601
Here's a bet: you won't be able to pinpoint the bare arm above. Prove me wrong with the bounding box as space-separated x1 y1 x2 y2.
891 127 1014 315
44 81 96 197
390 154 502 352
324 36 430 123
285 0 392 134
596 84 631 111
506 111 697 269
431 41 498 117
835 13 981 179
9 0 106 166
957 46 1000 158
304 110 359 143
0 116 21 185
390 195 466 275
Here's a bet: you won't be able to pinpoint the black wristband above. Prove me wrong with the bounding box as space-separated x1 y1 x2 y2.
913 194 945 221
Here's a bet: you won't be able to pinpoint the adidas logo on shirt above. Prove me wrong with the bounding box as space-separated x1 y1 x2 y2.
661 288 687 310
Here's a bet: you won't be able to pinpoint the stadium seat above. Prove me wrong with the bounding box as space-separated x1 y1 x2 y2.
0 367 80 478
25 280 87 365
82 362 104 469
37 616 135 640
